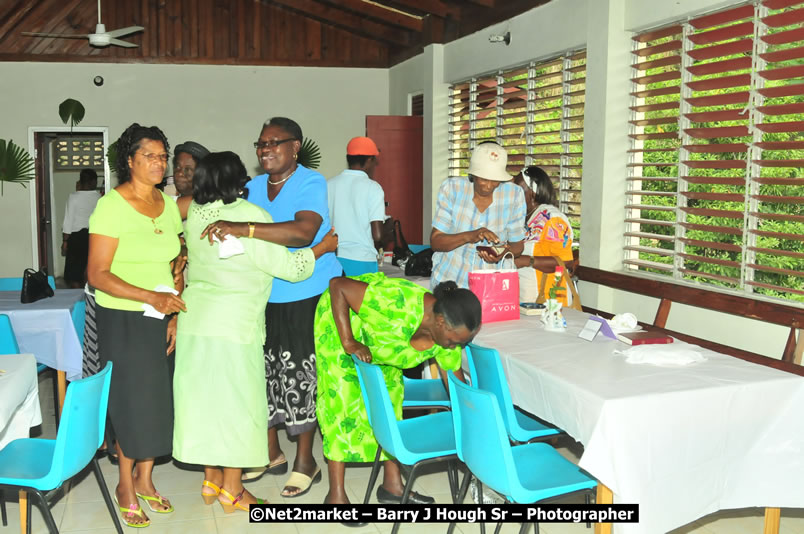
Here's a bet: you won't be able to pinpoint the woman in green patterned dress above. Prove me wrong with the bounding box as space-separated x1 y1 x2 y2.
314 273 482 506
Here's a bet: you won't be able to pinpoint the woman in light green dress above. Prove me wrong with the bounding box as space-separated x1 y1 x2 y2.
173 152 336 512
314 272 482 506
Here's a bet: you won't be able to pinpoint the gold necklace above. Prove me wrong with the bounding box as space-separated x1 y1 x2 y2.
129 184 162 233
268 167 297 186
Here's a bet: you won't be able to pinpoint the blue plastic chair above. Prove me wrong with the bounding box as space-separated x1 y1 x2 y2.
0 315 19 354
447 372 596 534
402 374 450 411
337 257 379 276
465 343 561 443
408 244 429 253
352 356 462 534
0 276 56 291
0 362 122 534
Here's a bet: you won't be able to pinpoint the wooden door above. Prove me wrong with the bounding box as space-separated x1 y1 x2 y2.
365 116 423 244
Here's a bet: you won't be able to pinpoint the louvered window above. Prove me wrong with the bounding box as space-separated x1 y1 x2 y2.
448 50 587 240
626 0 804 303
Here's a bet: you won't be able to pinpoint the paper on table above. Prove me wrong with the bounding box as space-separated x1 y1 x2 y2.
212 233 245 259
614 343 707 366
142 285 179 320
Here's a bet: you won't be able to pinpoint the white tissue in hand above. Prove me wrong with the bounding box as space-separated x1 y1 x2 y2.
142 285 179 320
213 233 245 259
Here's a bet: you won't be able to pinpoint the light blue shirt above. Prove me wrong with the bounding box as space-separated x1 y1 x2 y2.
245 166 341 303
327 169 386 262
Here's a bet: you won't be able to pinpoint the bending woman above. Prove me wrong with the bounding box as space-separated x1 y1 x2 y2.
172 151 337 512
315 273 481 505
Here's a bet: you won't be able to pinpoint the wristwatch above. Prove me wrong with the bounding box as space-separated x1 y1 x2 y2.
248 222 256 238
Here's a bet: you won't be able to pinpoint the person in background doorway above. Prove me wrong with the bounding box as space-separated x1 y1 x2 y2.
327 136 386 276
62 168 101 288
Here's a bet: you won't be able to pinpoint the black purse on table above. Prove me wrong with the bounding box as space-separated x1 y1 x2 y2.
392 219 413 267
21 268 55 304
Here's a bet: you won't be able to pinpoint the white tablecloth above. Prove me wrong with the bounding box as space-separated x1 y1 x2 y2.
378 262 430 288
474 308 804 534
0 290 85 382
0 353 42 449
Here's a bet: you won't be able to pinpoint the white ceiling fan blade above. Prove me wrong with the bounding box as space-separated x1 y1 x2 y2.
109 38 138 48
107 26 144 38
22 32 88 39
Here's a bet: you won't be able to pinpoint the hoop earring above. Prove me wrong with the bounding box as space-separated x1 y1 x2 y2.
293 153 298 160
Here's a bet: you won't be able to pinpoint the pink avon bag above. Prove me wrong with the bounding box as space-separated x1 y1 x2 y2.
468 254 520 323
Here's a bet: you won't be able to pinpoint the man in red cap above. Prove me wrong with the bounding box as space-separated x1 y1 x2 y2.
327 136 387 275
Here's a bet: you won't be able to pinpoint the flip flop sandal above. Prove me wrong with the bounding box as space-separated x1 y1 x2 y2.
136 492 174 513
113 495 150 528
281 467 322 498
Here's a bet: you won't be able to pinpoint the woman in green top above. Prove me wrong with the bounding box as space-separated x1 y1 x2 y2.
314 273 482 507
88 123 186 528
172 152 337 512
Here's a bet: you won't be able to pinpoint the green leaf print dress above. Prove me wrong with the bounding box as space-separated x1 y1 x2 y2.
314 272 461 462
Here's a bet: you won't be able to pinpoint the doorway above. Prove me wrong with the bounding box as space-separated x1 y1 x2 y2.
27 127 111 278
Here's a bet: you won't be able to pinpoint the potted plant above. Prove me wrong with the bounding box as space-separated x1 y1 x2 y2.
0 139 35 195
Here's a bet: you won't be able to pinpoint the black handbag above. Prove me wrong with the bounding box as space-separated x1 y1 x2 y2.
392 219 412 267
21 268 54 304
405 248 433 277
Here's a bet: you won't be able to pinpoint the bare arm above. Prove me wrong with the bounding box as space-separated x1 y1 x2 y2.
328 277 371 361
513 254 559 272
87 233 186 314
201 210 323 248
176 195 192 220
371 220 383 249
430 227 501 253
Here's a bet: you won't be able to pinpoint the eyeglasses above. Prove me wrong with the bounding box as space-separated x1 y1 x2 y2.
253 138 296 150
138 152 169 163
174 166 195 176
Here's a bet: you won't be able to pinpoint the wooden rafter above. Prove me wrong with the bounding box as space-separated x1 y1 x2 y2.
383 0 458 20
267 0 412 46
322 0 424 32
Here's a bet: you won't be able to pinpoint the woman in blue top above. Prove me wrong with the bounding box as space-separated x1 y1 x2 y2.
201 117 340 498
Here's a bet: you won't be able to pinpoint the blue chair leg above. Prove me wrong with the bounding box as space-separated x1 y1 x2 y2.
447 471 474 534
0 488 6 527
363 446 384 505
92 457 124 533
26 492 32 534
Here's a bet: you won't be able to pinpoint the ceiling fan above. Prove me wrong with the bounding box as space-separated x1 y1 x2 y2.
22 0 144 48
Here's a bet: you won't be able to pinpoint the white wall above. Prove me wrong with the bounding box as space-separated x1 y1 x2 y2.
386 0 793 359
0 61 389 276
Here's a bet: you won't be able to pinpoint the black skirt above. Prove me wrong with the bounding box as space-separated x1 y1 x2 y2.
264 294 321 435
64 228 89 284
96 304 173 459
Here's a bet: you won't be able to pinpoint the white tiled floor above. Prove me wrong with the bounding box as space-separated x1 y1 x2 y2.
4 373 803 534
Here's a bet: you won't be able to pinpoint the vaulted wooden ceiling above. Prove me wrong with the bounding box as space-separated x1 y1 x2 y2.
0 0 550 68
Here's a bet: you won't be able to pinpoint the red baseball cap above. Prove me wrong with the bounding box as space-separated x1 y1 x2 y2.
346 137 380 156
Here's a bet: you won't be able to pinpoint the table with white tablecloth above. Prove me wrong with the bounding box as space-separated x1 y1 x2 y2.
0 290 85 382
473 308 804 534
0 353 42 449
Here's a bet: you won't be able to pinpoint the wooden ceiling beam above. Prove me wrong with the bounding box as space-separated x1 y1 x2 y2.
322 0 424 32
381 0 458 20
464 0 495 6
267 0 412 47
0 0 41 47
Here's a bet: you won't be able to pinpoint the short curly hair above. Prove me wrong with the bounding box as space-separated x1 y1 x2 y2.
115 123 170 184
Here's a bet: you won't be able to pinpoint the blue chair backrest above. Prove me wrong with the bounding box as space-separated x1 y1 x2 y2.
0 276 56 291
337 258 379 277
352 356 404 458
71 299 87 340
45 361 113 489
465 344 519 435
448 371 517 498
0 314 20 353
409 244 429 254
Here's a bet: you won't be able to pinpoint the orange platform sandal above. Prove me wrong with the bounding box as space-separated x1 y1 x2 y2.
201 480 222 505
218 488 267 513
